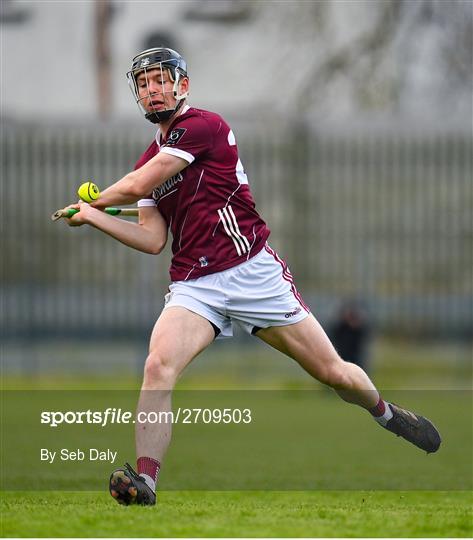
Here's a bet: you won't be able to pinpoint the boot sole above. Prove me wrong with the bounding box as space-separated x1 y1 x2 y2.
109 470 138 505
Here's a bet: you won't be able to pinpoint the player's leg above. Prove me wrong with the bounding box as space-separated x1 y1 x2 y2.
137 306 215 458
255 314 379 408
110 306 216 505
255 315 441 453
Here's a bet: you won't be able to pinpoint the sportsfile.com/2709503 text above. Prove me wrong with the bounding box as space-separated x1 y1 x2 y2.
40 408 253 427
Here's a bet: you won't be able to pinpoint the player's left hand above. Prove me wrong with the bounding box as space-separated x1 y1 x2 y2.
64 200 95 227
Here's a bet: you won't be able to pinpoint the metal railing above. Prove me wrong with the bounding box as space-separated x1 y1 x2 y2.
1 121 471 339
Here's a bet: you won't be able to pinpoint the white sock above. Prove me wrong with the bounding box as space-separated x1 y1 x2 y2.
139 473 156 492
373 401 394 427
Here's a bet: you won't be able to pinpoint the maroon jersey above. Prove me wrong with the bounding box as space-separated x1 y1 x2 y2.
135 106 270 281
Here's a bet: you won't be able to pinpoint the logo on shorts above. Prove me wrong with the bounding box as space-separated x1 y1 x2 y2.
164 292 173 305
199 256 208 267
285 307 302 318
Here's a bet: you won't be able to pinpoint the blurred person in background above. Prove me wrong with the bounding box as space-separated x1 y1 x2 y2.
329 301 371 374
61 47 441 506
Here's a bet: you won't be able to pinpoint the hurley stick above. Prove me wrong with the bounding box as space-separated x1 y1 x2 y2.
51 207 139 221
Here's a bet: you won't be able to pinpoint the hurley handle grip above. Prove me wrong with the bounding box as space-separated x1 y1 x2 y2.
51 207 139 221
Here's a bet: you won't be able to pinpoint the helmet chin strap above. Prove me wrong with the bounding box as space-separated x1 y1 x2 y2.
145 99 184 124
145 98 185 124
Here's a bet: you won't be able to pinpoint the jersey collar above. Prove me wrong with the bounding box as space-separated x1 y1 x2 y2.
155 104 191 145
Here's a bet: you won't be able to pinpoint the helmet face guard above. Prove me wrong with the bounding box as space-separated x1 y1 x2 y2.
127 48 188 124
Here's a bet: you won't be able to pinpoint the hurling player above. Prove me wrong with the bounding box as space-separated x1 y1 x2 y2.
62 48 441 505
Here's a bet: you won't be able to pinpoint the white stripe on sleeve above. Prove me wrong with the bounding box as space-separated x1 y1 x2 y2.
160 146 195 164
137 199 156 207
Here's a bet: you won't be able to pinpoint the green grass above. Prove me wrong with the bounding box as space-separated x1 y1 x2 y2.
1 491 472 537
1 340 472 537
2 389 471 491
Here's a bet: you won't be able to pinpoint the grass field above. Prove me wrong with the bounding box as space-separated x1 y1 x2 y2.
1 491 472 537
1 339 472 537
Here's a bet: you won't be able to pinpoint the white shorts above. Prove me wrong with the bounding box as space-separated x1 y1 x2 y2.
163 244 310 338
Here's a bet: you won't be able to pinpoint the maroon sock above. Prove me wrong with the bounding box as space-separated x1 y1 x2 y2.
137 456 161 486
368 397 386 417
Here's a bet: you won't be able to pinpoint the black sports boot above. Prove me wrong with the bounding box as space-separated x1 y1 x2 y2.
109 462 156 505
384 403 441 454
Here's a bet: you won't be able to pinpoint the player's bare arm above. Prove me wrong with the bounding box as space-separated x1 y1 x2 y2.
91 152 188 209
65 202 168 254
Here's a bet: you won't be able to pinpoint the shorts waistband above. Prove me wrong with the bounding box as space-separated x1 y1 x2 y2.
213 244 268 276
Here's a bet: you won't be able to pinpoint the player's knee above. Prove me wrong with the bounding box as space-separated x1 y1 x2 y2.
143 353 177 387
322 361 352 389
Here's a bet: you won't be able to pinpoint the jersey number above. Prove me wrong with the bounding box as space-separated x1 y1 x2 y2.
228 130 248 185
